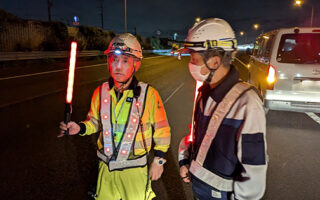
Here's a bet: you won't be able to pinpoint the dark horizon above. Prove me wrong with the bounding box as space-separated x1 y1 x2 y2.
1 0 320 42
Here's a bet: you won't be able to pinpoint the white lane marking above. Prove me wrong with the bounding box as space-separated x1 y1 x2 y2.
164 83 184 104
0 56 167 81
305 112 320 125
234 57 248 68
0 78 107 108
0 63 106 81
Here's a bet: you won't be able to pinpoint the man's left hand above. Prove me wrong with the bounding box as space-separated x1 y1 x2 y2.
149 160 164 181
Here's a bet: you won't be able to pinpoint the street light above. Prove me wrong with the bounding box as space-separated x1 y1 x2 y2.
195 17 201 23
240 31 244 36
294 0 314 27
253 24 259 30
295 0 302 6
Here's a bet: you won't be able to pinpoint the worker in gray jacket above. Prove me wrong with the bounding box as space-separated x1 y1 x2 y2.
178 18 268 200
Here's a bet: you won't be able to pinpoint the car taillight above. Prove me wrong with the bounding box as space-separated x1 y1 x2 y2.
267 65 276 90
267 65 276 83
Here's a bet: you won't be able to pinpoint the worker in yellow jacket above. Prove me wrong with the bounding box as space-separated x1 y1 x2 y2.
59 33 171 200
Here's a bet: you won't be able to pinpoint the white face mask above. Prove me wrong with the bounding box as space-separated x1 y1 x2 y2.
188 62 210 82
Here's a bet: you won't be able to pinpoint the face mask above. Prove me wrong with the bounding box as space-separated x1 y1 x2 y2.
188 62 210 82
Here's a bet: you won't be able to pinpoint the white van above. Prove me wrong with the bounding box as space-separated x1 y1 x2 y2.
248 27 320 113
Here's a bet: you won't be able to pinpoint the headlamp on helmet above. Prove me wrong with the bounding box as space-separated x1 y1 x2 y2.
104 42 139 57
105 33 143 59
114 49 122 55
182 39 237 52
180 18 238 53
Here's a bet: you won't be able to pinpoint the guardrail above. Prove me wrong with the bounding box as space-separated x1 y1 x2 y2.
0 49 172 61
0 50 104 61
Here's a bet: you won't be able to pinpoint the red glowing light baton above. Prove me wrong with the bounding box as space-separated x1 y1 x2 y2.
186 80 202 143
64 41 77 135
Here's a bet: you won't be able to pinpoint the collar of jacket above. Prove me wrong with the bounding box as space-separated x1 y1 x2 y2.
198 65 240 103
108 76 139 91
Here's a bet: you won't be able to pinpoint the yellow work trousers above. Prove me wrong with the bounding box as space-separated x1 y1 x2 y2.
95 161 156 200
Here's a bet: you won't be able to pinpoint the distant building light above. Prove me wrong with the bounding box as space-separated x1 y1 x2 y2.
73 16 79 26
73 16 79 22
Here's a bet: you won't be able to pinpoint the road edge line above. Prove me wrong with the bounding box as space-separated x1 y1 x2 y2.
305 112 320 125
234 57 248 68
0 63 106 81
164 82 185 104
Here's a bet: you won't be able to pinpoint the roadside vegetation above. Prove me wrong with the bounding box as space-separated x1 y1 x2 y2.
0 9 170 52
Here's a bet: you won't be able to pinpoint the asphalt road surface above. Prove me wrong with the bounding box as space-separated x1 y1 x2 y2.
0 55 319 200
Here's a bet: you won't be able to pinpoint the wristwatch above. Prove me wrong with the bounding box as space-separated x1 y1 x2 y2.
153 157 167 166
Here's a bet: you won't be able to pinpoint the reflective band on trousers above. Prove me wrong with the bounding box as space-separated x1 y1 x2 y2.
98 82 148 170
190 82 253 189
190 160 233 191
97 150 147 171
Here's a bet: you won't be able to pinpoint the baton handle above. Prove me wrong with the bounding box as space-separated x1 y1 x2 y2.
64 103 72 135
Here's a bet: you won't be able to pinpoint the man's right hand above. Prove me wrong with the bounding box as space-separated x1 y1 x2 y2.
180 165 191 183
58 121 80 137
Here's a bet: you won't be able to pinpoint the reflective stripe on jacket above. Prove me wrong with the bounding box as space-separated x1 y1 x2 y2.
81 79 170 170
179 82 267 200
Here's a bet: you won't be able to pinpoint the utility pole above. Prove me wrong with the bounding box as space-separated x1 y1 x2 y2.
294 0 315 27
310 5 314 27
47 0 53 22
99 0 104 29
124 0 127 33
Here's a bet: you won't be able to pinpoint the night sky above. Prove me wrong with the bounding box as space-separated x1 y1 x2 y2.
1 0 320 42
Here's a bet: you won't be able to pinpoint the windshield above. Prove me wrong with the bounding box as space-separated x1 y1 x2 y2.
277 33 320 64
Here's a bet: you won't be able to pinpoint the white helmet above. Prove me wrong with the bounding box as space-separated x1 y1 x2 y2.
184 18 237 52
104 33 143 59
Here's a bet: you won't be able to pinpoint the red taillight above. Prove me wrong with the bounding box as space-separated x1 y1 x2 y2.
312 29 320 32
267 65 276 83
267 65 276 90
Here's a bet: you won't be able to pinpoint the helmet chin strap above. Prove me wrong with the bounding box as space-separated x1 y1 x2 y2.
202 50 227 84
202 57 216 84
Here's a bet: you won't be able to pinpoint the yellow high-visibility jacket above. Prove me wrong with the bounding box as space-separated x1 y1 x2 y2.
79 77 171 159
